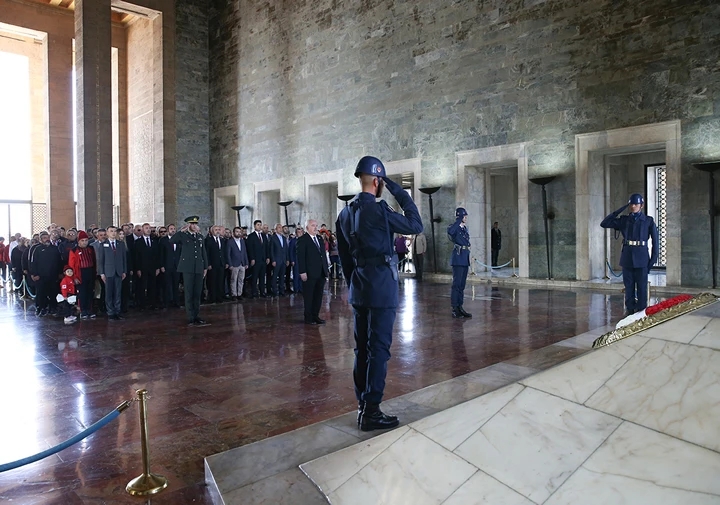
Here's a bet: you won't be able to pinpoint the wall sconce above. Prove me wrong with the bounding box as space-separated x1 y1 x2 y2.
692 162 720 288
419 186 442 273
337 194 355 207
529 176 556 279
230 205 246 228
278 201 294 228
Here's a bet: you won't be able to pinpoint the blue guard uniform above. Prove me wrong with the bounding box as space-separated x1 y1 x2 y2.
336 156 423 431
601 193 659 314
448 208 472 318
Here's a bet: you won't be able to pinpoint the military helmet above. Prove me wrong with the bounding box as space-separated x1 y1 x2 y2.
354 156 386 178
456 207 468 218
628 193 644 205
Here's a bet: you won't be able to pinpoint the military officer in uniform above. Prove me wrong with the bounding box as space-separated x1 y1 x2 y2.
336 156 423 431
601 193 658 315
448 208 472 318
171 216 209 326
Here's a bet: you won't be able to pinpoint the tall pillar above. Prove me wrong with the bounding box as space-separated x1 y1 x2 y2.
75 0 113 229
45 34 75 227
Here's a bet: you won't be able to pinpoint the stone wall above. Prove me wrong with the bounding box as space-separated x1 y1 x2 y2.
199 0 715 282
175 0 211 225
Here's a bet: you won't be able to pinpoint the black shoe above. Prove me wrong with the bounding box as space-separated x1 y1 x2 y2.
314 317 326 325
194 318 209 326
116 314 124 320
304 319 317 325
458 306 472 318
452 307 465 318
359 403 399 431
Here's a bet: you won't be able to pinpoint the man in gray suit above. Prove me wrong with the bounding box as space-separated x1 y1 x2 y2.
97 226 128 320
225 226 249 300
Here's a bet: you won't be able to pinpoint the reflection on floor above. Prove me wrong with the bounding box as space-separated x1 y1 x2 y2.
300 302 720 505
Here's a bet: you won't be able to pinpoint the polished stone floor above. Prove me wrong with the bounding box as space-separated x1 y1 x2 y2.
0 279 633 504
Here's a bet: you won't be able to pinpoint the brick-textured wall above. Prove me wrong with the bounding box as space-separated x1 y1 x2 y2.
208 0 720 283
175 0 211 226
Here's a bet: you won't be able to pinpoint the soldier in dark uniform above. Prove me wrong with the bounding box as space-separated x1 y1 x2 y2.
601 193 658 315
336 156 423 431
448 208 472 319
171 216 209 326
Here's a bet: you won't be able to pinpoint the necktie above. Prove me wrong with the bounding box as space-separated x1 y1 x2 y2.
313 236 320 251
111 241 116 252
216 237 220 248
258 232 262 244
146 237 150 247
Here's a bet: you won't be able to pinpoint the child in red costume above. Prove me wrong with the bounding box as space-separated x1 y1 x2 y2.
58 265 78 324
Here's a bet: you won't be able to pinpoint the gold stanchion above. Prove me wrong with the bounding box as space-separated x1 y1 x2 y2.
511 257 518 278
603 258 610 280
126 389 168 496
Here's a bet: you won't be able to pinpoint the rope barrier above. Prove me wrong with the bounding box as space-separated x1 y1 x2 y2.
0 401 130 473
474 258 513 270
606 261 623 278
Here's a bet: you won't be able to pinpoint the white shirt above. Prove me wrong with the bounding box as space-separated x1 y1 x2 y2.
234 237 242 250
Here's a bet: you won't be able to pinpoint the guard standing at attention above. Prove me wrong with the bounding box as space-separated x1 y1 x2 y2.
601 193 658 316
171 216 209 326
336 156 423 431
448 208 472 319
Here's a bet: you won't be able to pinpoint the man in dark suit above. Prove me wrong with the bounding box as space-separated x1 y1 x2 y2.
133 223 160 310
270 223 290 296
226 226 249 300
246 220 269 297
159 224 182 308
97 226 128 320
289 227 303 294
204 225 227 303
297 219 329 324
491 221 502 267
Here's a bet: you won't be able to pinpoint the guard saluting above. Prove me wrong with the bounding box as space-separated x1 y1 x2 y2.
336 156 423 431
171 216 209 326
601 193 658 315
448 208 472 318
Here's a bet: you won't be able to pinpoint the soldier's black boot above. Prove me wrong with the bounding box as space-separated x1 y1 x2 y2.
458 306 472 318
359 403 399 432
452 307 465 318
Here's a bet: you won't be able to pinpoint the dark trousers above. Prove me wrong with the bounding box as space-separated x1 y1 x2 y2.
285 264 292 292
164 270 181 306
35 277 58 312
206 265 225 302
352 306 396 405
415 253 424 280
451 266 469 307
266 264 274 294
121 275 131 312
491 248 500 267
12 269 23 288
272 262 286 295
623 267 649 313
183 272 203 322
302 275 325 322
250 262 266 296
104 275 122 316
135 271 156 309
156 272 165 305
58 299 73 317
293 263 302 293
79 267 95 315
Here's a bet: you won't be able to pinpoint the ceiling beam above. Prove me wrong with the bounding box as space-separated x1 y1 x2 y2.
49 0 63 6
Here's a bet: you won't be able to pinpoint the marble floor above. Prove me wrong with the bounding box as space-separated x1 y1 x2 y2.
300 301 720 505
0 278 645 504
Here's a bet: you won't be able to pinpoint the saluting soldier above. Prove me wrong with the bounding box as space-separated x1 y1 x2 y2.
171 216 209 326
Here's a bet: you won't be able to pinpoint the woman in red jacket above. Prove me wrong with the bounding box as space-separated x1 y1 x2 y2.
68 231 96 318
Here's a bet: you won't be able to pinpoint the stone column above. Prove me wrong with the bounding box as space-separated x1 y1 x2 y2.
74 0 113 229
45 34 75 227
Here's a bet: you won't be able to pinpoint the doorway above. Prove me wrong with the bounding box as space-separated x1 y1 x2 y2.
490 168 519 272
257 190 280 227
307 183 339 231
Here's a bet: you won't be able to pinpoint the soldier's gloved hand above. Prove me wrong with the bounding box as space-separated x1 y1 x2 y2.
382 176 403 196
615 203 629 215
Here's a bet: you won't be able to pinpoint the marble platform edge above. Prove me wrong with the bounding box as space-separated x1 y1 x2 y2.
203 332 605 503
422 272 719 296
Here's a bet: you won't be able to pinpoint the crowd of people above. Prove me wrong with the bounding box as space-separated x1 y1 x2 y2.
0 219 353 324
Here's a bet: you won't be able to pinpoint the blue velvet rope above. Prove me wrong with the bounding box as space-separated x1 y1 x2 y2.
0 408 122 473
606 261 623 278
474 258 513 270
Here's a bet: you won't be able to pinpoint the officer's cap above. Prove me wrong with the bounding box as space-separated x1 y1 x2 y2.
354 156 386 178
184 216 200 224
628 193 644 205
455 207 468 218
